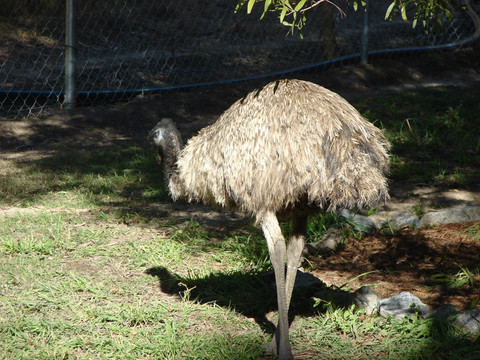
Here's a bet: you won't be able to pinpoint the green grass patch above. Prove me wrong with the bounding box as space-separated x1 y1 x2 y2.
429 263 479 291
294 304 480 360
0 146 167 209
355 85 480 187
462 222 480 241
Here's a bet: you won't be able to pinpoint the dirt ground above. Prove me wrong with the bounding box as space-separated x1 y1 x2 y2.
1 46 480 311
309 221 480 311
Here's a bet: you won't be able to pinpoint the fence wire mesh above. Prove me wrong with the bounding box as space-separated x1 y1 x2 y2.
1 0 479 118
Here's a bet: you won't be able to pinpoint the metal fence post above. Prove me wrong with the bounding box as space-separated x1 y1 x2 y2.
361 0 371 64
64 0 77 110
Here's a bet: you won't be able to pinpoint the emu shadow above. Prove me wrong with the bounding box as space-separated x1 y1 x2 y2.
145 264 480 359
146 266 328 334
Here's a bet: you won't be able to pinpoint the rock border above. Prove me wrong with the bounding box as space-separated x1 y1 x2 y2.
346 203 480 234
300 203 480 335
292 270 480 335
305 204 480 256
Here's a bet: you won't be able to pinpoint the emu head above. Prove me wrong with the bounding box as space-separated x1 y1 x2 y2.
148 118 183 164
148 118 184 184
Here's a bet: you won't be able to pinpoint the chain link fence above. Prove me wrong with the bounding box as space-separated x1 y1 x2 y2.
1 0 479 118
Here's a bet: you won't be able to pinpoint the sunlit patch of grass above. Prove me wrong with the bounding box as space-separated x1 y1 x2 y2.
164 219 270 273
0 211 124 255
0 212 74 255
0 209 267 359
0 251 266 360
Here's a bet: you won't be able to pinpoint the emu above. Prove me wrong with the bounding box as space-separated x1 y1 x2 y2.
149 79 390 359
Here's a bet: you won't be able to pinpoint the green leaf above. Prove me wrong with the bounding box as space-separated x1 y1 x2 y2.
294 0 307 12
247 0 256 14
260 0 271 19
284 0 293 11
385 2 395 20
436 16 443 28
279 4 288 23
264 0 272 13
400 5 408 22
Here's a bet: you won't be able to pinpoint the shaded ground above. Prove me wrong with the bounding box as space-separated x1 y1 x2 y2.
1 45 480 312
309 221 480 311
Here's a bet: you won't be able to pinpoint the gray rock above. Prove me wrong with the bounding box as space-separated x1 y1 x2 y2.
269 270 325 300
339 209 377 234
351 214 377 234
379 291 429 319
371 211 420 230
303 227 342 256
312 285 380 315
369 213 389 230
388 211 420 230
353 286 380 315
454 309 480 334
398 213 421 229
425 304 460 320
339 209 355 220
420 204 480 227
293 270 325 290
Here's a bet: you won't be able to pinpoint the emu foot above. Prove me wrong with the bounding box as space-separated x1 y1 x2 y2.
264 336 277 354
264 335 294 360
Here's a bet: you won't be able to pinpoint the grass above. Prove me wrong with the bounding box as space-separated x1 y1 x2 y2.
355 85 480 187
429 263 479 291
462 222 480 241
1 84 480 359
0 210 268 359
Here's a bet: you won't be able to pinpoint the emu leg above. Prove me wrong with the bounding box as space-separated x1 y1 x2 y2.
285 215 308 308
269 215 308 356
259 211 293 360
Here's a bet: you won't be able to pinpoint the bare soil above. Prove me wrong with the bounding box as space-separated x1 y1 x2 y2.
1 46 480 312
309 221 480 311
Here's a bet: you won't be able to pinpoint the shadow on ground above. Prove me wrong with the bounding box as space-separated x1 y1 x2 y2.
145 266 325 336
145 263 480 359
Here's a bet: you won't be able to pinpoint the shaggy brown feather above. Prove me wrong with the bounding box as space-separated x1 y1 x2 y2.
171 79 390 215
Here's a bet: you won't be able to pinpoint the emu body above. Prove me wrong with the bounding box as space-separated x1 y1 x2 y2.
149 79 390 359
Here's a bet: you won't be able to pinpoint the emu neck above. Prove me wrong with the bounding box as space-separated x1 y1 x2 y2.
161 127 184 191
